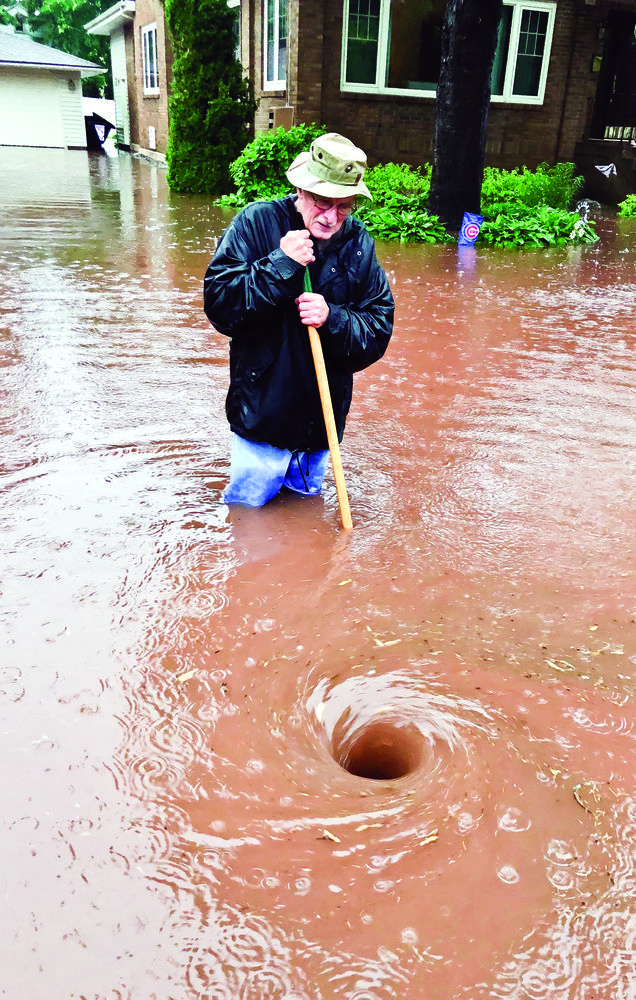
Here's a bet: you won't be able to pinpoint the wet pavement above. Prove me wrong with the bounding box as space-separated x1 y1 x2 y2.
1 146 636 999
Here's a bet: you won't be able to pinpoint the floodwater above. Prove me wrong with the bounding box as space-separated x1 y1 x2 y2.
1 147 635 1000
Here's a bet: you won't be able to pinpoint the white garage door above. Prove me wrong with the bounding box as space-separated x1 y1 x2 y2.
0 70 65 148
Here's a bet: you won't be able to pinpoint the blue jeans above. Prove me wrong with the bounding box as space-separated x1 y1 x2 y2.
223 434 329 507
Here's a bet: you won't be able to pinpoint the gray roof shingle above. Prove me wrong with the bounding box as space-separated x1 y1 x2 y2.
0 29 104 75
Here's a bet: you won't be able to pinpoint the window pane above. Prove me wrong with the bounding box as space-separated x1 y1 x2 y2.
491 5 512 96
387 0 446 91
513 8 548 96
278 0 287 82
266 0 276 80
149 30 157 88
346 0 380 85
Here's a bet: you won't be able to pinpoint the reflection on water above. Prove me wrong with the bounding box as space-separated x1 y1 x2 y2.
1 148 636 999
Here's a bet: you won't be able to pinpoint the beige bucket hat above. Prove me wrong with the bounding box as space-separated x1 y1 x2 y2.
286 132 372 201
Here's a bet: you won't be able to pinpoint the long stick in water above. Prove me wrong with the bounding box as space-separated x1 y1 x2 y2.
303 268 353 530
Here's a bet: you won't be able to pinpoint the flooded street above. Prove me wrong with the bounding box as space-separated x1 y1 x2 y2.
1 146 636 999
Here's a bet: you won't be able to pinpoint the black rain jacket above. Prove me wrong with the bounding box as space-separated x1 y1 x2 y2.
203 195 394 453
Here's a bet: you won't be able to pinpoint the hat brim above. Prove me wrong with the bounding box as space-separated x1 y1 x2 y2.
286 152 372 201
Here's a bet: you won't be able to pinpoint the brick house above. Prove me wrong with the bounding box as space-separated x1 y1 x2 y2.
239 0 636 202
85 0 172 161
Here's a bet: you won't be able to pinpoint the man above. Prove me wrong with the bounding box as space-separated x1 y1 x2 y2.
203 132 394 506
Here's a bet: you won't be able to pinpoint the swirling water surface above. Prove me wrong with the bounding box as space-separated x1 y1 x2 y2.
1 148 635 999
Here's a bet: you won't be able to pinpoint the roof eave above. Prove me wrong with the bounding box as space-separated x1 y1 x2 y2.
84 0 135 36
3 60 104 77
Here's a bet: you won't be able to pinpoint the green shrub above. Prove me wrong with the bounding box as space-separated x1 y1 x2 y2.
165 0 256 195
365 162 431 207
478 163 594 247
480 205 597 248
481 162 583 217
359 206 447 243
220 123 326 205
617 193 636 218
357 162 442 242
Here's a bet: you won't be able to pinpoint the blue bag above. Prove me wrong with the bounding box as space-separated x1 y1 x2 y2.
458 212 484 246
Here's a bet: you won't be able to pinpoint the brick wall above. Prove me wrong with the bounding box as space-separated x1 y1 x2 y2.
249 0 290 133
130 0 171 158
125 24 138 148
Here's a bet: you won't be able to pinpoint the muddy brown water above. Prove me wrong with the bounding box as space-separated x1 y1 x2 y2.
1 147 635 999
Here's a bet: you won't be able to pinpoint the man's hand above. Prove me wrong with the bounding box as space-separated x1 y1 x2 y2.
280 229 315 266
295 292 329 328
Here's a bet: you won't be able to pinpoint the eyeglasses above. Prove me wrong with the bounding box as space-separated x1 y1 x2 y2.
309 192 356 218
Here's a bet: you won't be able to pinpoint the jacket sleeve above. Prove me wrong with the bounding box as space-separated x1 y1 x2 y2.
320 246 395 375
203 208 304 339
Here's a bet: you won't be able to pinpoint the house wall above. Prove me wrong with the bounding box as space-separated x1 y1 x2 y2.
60 75 87 148
0 68 86 149
128 0 172 159
111 26 132 147
244 0 608 172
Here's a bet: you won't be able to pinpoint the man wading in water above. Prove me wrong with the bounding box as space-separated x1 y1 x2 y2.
204 132 394 507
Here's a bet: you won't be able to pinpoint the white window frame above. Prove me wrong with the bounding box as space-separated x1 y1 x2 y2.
491 1 556 105
263 0 286 91
141 22 159 95
340 0 555 105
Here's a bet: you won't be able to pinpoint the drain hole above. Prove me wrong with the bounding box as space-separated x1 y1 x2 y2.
334 721 422 781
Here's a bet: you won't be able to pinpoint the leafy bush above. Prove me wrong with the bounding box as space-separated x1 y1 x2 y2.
359 206 447 243
479 206 597 248
221 123 326 205
165 0 256 195
481 162 583 217
478 162 594 247
617 193 636 218
357 162 443 242
365 162 431 207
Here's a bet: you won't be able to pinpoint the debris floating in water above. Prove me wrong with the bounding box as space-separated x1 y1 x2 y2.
320 829 341 843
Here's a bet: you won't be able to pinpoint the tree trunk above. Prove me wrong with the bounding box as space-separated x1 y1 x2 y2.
428 0 503 230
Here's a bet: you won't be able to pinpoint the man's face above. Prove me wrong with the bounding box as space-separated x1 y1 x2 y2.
295 189 356 240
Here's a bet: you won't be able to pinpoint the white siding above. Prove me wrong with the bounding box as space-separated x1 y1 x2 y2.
0 68 65 147
60 75 86 148
110 28 130 146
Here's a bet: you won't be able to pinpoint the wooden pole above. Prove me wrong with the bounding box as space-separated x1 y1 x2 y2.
304 269 353 530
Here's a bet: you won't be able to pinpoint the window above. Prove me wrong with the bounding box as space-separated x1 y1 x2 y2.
343 0 445 91
344 0 380 85
141 23 159 95
264 0 287 90
341 0 555 104
491 3 555 102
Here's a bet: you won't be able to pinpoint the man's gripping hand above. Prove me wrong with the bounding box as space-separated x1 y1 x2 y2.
295 292 329 328
280 229 315 266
